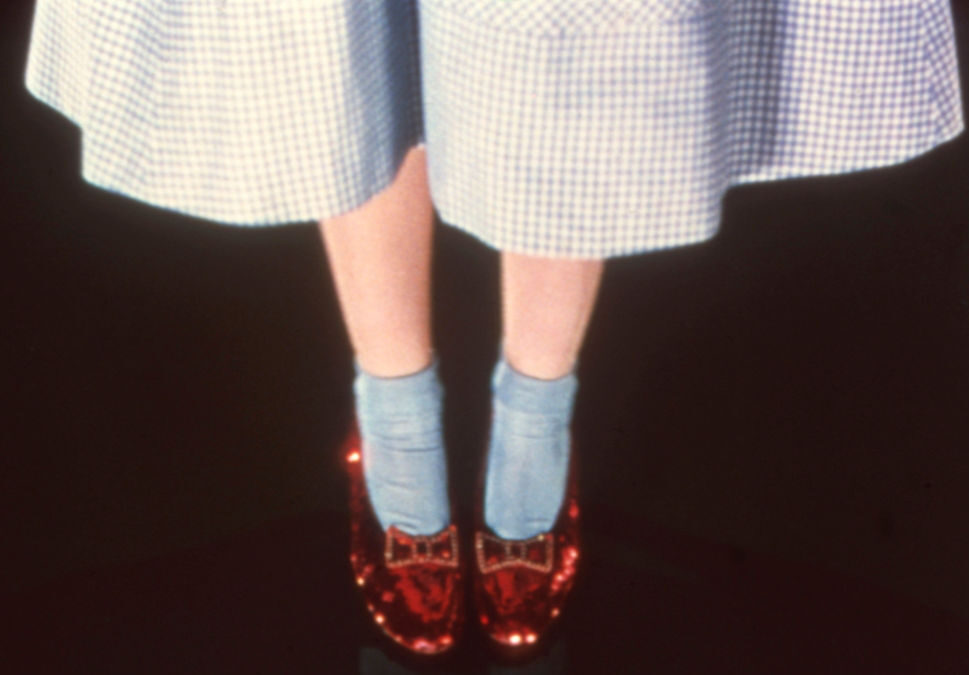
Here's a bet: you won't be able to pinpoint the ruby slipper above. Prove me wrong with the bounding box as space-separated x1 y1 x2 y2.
343 423 463 654
473 434 581 650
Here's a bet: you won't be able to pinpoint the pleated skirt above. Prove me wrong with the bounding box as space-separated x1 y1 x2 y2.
25 0 964 258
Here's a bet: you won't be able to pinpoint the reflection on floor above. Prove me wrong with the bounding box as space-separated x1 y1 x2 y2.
6 509 968 673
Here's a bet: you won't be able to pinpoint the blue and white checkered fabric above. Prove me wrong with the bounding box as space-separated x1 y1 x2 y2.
25 0 422 226
25 0 964 258
421 0 964 257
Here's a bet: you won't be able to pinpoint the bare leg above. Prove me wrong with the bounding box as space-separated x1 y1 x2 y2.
319 146 434 377
501 252 605 379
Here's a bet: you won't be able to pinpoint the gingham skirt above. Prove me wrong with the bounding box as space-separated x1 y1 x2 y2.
25 0 964 258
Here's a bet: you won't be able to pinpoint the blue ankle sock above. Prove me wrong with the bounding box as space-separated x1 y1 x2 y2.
485 355 578 540
354 359 450 536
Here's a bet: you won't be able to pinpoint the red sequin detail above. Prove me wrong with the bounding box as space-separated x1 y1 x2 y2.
473 436 581 649
343 426 463 655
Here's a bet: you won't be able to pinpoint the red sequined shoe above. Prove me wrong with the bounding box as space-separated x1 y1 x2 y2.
343 424 463 655
473 436 580 650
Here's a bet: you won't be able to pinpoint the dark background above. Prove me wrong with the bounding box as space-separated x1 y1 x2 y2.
3 1 969 672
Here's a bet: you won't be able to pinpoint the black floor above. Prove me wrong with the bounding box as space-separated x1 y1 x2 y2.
3 2 969 673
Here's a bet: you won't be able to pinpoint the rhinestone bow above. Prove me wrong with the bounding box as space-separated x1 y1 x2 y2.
475 531 554 574
384 524 460 569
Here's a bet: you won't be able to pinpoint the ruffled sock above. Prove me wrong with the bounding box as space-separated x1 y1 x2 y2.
484 355 578 540
354 359 450 536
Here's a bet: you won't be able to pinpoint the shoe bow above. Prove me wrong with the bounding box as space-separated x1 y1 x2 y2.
475 531 554 574
384 524 460 568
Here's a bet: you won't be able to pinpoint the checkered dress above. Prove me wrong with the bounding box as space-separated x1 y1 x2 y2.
25 0 423 227
25 0 964 258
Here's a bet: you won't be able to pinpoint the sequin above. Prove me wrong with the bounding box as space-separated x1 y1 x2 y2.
343 426 463 654
473 435 581 650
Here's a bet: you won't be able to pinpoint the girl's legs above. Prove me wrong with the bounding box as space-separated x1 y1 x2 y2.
486 252 605 540
319 145 605 539
320 147 435 379
319 147 450 536
501 253 605 380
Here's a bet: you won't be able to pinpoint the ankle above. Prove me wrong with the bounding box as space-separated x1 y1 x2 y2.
492 356 577 418
501 346 576 381
354 347 435 379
